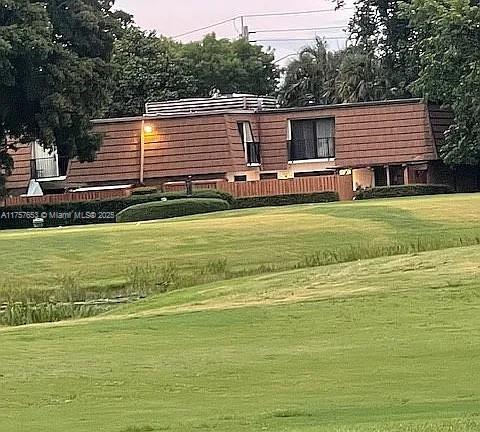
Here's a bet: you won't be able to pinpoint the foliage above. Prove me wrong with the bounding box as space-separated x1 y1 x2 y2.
355 184 454 199
233 191 339 209
107 27 197 117
181 34 279 97
131 186 160 196
348 0 418 98
0 189 234 229
108 32 280 116
115 198 231 223
279 40 386 106
279 39 344 106
406 0 480 165
0 0 127 183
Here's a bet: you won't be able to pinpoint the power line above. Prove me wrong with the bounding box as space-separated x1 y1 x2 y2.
243 8 353 18
253 36 348 42
173 8 353 39
173 17 237 38
252 26 346 34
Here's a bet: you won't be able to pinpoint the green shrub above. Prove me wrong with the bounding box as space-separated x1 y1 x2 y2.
0 189 233 230
116 198 230 223
131 186 159 196
232 191 339 209
355 184 454 200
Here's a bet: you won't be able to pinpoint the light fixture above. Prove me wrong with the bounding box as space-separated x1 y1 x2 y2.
143 125 154 134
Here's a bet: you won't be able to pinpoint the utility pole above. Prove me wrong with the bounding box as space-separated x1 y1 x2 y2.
240 16 249 41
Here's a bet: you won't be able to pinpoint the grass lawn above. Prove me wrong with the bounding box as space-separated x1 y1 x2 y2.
1 194 479 431
1 193 480 294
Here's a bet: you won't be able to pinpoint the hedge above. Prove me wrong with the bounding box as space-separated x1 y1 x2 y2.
1 190 338 230
355 184 454 200
232 191 339 209
0 189 233 230
116 198 231 223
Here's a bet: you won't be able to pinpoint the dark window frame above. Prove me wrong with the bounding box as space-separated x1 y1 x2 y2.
288 118 335 162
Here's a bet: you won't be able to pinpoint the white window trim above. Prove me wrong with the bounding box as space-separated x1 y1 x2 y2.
239 121 260 167
288 158 335 164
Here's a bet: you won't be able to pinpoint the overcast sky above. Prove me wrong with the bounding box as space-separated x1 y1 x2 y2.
114 0 354 64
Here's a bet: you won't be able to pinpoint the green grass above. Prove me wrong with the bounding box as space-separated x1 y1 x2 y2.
1 194 480 298
1 194 480 431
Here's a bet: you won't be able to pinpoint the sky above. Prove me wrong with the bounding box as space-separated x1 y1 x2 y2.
114 0 354 65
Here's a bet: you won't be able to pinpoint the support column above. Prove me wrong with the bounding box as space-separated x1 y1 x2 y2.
386 165 391 186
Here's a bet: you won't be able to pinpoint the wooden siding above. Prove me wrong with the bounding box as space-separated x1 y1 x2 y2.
259 100 437 169
5 100 444 193
428 105 454 150
67 119 142 186
5 144 31 193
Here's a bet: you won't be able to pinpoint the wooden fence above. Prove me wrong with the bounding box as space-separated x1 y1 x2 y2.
1 175 353 208
1 188 132 208
164 175 353 201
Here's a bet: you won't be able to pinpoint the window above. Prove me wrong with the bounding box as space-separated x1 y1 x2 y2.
288 118 335 161
238 121 261 166
234 175 247 182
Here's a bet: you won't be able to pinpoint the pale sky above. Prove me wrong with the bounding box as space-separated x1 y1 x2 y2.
114 0 354 64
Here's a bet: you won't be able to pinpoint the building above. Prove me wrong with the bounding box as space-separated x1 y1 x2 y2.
5 95 475 198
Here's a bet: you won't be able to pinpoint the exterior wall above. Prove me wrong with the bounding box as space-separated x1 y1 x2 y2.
5 100 445 195
4 143 31 195
258 100 436 170
68 119 142 186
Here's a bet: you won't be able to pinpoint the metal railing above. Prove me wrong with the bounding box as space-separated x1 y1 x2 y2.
30 156 69 179
246 141 261 165
288 137 335 161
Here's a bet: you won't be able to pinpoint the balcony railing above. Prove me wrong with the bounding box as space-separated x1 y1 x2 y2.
288 137 335 161
246 141 261 165
30 156 69 180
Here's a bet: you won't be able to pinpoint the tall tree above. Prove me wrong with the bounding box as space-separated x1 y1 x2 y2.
407 0 480 165
279 39 344 107
108 27 197 117
279 40 385 107
182 34 279 97
0 0 125 183
348 0 418 98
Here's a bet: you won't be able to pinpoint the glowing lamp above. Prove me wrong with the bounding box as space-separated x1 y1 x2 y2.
143 125 154 134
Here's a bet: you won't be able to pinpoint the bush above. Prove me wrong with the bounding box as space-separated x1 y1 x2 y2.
355 184 454 200
131 187 159 196
0 189 234 230
232 191 339 209
116 198 231 223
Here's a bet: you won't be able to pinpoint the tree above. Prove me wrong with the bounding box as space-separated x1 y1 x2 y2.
182 34 279 97
108 27 197 117
279 39 385 107
279 39 344 107
407 0 480 165
335 47 385 102
0 0 125 182
348 0 418 98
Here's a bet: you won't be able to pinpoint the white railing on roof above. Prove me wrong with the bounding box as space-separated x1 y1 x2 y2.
145 94 277 116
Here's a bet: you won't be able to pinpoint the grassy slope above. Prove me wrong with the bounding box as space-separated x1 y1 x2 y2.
0 246 479 431
1 194 480 293
1 195 480 431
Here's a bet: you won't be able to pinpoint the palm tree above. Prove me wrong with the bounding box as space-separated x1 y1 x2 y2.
279 38 344 107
